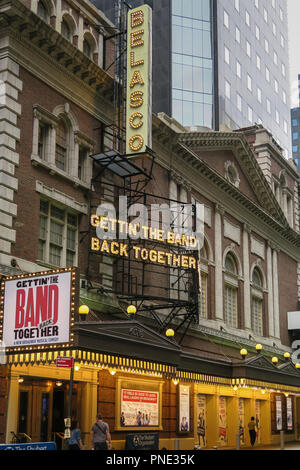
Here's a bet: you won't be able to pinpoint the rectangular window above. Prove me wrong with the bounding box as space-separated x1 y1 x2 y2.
199 273 207 319
223 10 229 29
246 41 251 57
55 121 68 171
237 93 242 112
257 87 262 103
78 146 89 181
255 25 260 40
252 297 263 336
38 200 78 267
256 54 261 70
225 80 231 99
248 105 253 122
247 74 252 92
38 123 49 160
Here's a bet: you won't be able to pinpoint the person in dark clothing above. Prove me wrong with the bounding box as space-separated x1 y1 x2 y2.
248 416 257 447
91 414 112 450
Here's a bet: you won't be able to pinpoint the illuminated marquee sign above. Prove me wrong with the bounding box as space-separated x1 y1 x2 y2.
126 5 152 154
0 267 77 352
90 215 197 270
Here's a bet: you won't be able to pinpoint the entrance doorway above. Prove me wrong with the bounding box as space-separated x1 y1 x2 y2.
17 379 78 447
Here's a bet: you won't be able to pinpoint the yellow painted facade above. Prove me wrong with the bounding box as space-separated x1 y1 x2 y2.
4 362 300 449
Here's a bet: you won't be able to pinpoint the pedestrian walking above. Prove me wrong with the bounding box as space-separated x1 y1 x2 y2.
91 414 112 450
248 416 257 448
68 420 82 450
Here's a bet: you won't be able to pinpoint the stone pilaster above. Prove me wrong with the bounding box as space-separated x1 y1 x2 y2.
0 57 21 254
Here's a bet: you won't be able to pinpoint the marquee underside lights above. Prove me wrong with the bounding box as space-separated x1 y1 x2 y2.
126 5 152 154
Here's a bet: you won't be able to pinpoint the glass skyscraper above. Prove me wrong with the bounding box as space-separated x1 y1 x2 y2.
171 0 214 129
93 0 291 156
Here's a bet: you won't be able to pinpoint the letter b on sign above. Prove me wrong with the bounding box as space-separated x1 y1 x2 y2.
131 10 144 28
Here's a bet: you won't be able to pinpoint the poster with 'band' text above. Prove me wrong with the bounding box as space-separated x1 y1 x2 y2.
2 271 72 348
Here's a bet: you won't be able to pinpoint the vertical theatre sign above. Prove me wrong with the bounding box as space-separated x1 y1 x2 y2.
0 268 77 351
126 4 152 154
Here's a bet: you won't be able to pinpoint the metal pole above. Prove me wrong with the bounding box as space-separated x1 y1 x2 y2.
280 430 285 450
64 359 75 447
67 360 75 419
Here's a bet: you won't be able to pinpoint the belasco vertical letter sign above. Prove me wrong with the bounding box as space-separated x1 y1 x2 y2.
126 5 152 154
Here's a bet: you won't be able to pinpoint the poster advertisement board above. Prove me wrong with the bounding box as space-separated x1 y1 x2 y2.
178 384 190 433
196 394 206 447
239 398 245 444
276 395 283 431
115 377 163 431
1 268 76 351
120 389 159 427
287 397 293 431
255 400 261 443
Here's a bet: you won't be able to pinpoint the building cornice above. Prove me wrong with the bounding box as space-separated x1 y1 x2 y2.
0 0 115 124
152 115 300 257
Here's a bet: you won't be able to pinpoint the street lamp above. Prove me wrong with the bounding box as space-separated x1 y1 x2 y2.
166 328 175 338
78 304 89 321
127 305 137 316
240 348 248 360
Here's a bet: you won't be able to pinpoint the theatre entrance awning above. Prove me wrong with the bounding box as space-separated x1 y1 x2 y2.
73 320 182 367
232 354 300 389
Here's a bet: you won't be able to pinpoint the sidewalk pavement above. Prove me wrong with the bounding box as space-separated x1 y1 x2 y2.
208 441 300 451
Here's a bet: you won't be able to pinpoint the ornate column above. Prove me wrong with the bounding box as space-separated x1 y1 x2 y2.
243 224 251 331
214 204 224 321
266 243 274 337
272 247 280 339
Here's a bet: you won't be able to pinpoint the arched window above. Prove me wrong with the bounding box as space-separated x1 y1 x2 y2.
55 119 68 171
224 253 238 328
251 267 264 336
61 18 71 41
37 0 48 22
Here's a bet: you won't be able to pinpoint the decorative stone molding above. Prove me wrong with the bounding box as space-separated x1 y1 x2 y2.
250 236 265 259
224 160 240 188
0 57 21 254
224 218 241 245
35 180 88 214
215 203 225 216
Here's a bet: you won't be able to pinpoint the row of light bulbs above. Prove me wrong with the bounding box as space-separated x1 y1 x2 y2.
80 304 176 338
239 344 298 367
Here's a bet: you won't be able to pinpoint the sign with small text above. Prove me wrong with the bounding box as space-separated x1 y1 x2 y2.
56 356 74 368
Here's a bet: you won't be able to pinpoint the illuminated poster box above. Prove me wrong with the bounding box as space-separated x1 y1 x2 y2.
0 267 77 352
